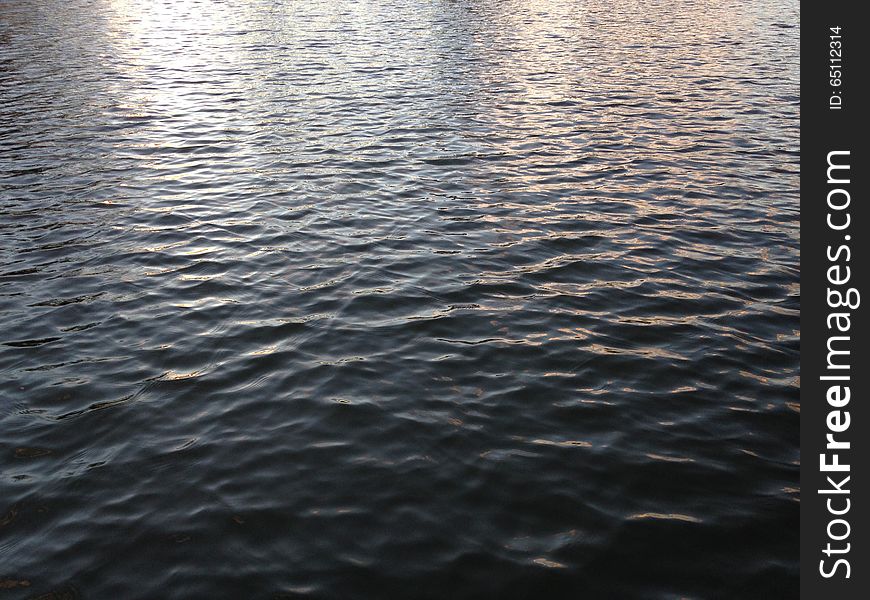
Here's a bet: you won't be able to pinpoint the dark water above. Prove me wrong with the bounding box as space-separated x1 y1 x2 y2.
1 0 799 598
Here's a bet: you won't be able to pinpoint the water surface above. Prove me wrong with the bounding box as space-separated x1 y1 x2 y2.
1 1 799 597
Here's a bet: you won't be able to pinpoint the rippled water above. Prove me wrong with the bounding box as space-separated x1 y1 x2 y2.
1 0 799 597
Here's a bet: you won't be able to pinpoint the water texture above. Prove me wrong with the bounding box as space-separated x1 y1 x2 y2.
1 1 799 598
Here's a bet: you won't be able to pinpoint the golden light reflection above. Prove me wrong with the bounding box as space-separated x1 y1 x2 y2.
627 512 702 524
105 0 246 134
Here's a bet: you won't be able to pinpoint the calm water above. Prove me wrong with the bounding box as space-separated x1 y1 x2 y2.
1 0 799 598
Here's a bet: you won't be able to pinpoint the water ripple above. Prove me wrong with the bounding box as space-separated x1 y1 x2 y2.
1 0 798 598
